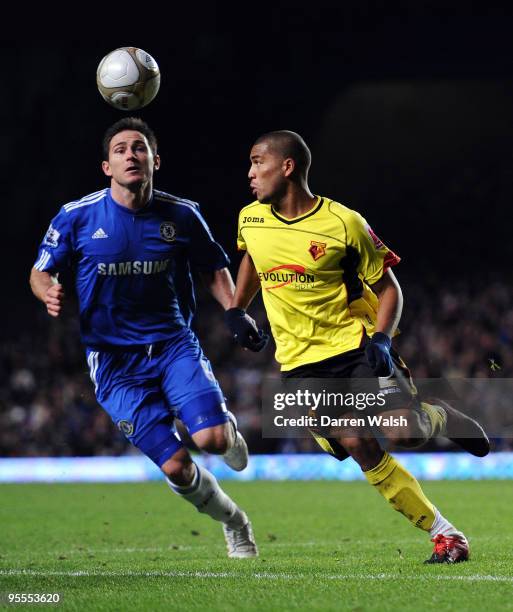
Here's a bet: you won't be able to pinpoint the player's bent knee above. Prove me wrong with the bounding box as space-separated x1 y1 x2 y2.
383 426 425 446
338 436 383 471
160 448 195 486
192 423 232 455
386 435 426 449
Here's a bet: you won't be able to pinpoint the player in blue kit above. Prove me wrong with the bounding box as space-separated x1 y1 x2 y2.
29 117 258 558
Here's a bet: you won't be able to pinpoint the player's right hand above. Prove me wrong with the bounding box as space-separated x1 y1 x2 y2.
44 283 65 317
225 307 269 352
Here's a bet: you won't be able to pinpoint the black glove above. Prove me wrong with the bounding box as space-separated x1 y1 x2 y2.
225 307 269 352
365 332 394 377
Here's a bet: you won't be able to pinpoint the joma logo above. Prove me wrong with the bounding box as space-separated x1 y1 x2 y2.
243 216 264 223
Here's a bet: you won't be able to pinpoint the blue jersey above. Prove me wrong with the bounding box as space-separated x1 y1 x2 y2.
34 188 229 348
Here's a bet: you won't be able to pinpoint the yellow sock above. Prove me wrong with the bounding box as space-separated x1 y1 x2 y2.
364 452 435 531
419 402 447 438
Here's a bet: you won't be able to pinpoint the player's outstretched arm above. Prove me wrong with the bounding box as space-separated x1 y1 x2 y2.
365 269 403 376
225 252 268 352
29 268 65 318
198 267 235 310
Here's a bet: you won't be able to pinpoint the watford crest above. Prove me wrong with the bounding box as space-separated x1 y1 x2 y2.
308 240 327 261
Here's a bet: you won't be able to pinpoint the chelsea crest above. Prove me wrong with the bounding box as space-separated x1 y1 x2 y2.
160 222 177 242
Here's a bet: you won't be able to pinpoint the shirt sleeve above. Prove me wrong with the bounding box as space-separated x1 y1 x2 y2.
345 210 400 285
187 206 230 271
237 209 247 251
33 207 73 274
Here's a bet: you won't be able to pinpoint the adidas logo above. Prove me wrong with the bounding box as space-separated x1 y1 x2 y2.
92 228 109 239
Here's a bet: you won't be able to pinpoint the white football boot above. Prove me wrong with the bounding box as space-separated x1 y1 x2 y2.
223 519 258 558
222 411 249 472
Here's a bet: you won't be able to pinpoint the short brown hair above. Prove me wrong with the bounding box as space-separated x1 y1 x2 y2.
102 117 158 160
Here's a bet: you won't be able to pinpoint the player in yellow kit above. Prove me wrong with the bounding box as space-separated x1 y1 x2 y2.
224 130 490 563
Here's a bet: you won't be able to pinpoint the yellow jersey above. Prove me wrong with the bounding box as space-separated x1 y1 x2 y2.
237 196 400 370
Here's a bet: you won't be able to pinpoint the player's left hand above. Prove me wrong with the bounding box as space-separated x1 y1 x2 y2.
365 332 393 377
225 307 269 352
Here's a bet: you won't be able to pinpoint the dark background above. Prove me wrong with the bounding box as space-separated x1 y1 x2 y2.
4 9 513 307
3 8 513 457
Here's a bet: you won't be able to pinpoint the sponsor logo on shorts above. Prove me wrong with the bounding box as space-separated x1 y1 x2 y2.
160 222 177 242
117 420 134 436
378 376 402 395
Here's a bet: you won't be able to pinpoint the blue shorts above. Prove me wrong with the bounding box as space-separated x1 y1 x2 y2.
86 328 229 467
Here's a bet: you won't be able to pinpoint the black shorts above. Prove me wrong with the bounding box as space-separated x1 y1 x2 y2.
283 343 415 407
281 342 417 460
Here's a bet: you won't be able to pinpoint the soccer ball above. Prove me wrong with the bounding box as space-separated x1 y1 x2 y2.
96 47 160 111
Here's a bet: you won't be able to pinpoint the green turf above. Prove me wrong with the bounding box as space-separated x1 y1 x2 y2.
0 480 512 611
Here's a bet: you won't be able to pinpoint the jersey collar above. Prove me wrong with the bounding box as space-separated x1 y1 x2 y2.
271 196 324 225
107 188 154 215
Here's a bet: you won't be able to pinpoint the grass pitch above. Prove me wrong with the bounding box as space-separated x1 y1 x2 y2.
1 479 512 611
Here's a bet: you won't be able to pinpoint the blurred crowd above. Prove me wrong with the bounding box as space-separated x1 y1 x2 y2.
2 272 513 460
